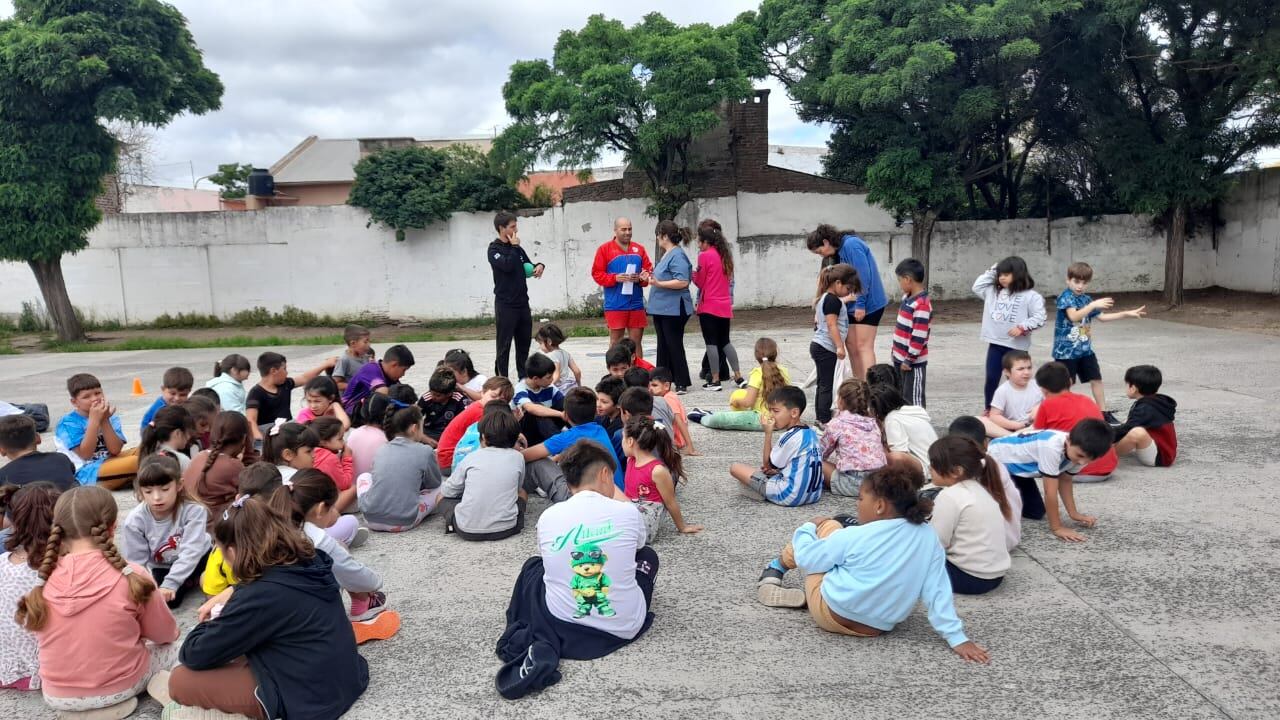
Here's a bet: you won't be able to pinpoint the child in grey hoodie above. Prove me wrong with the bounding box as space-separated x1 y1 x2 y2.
973 257 1046 408
122 454 211 608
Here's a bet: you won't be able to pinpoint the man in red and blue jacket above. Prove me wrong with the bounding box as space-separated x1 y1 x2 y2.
591 217 652 357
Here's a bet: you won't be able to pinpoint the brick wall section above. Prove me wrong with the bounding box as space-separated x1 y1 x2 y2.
94 174 122 214
563 89 864 206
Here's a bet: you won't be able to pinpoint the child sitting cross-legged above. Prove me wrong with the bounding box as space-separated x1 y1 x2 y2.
729 386 823 507
362 403 444 533
55 373 137 489
269 470 395 637
869 383 938 482
621 415 701 542
122 454 211 609
347 387 416 481
247 352 338 442
157 495 369 720
820 378 887 497
438 408 528 541
205 353 251 414
17 485 179 717
926 436 1012 595
0 482 60 691
755 462 990 663
979 350 1041 439
523 387 620 503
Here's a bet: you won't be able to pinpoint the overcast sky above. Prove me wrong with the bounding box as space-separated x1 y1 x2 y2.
0 0 830 188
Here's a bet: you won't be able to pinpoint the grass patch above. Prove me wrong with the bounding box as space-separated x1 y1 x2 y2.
39 330 473 353
0 340 16 355
566 325 612 338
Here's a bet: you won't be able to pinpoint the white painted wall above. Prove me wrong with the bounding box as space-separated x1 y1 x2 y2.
0 173 1275 325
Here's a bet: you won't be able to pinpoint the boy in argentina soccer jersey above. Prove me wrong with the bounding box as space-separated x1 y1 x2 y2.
731 386 823 507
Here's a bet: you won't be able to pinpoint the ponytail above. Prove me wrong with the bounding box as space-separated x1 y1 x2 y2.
697 218 734 278
836 378 872 417
384 405 423 442
139 405 193 458
927 436 1011 520
213 353 250 379
753 338 786 403
624 415 684 481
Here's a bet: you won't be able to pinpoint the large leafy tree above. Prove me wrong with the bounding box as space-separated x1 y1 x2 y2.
1070 0 1280 306
0 0 222 341
759 0 1079 274
348 144 525 241
497 13 762 220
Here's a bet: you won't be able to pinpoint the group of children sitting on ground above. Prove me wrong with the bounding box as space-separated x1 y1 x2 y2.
0 253 1182 713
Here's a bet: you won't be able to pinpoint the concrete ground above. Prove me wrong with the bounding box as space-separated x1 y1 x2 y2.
0 318 1275 719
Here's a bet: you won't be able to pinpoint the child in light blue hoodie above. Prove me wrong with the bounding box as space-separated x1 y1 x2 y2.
756 462 991 663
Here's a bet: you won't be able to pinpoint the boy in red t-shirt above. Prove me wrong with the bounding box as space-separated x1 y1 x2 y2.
436 377 514 475
1113 365 1177 467
1033 361 1117 481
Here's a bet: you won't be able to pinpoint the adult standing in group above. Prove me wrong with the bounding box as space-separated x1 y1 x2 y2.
644 220 694 392
806 224 888 380
489 211 544 379
692 219 744 391
591 217 652 358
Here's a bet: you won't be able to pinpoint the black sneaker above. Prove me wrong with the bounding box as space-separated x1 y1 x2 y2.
702 381 722 391
758 565 787 586
1102 410 1121 425
687 410 707 425
832 513 860 528
674 385 688 395
734 376 749 389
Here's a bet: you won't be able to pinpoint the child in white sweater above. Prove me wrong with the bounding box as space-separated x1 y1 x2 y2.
927 436 1012 595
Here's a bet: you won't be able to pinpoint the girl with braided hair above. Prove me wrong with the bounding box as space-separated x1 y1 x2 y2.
0 482 60 690
16 485 178 715
183 411 254 527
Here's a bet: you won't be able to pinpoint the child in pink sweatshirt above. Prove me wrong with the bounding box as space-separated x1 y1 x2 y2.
16 485 178 715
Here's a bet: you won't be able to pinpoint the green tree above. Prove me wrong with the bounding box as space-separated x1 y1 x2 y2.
1070 0 1280 306
497 13 761 220
0 0 222 341
207 162 253 199
348 144 524 241
759 0 1079 273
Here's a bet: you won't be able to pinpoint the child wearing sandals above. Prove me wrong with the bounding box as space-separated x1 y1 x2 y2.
17 485 179 716
621 415 701 542
755 463 990 663
820 379 887 497
157 496 369 720
362 404 444 532
0 482 59 691
926 436 1012 595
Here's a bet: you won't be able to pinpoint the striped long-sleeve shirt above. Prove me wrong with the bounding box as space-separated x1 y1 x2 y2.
891 291 932 365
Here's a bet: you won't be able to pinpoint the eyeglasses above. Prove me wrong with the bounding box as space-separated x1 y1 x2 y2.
570 550 603 562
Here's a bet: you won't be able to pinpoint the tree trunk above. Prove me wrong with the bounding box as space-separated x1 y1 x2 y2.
911 209 938 284
1162 203 1186 307
28 258 86 342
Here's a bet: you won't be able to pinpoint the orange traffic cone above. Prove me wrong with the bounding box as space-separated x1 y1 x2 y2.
131 378 146 396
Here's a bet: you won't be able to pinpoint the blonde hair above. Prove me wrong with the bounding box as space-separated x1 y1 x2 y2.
754 338 787 404
16 486 156 631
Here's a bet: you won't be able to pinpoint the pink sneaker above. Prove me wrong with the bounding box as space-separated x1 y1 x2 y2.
349 591 388 622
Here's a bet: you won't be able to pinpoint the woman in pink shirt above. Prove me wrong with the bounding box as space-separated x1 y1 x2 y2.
16 485 178 716
692 219 744 390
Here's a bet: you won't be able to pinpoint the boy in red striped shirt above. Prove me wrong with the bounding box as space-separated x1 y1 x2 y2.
891 259 932 407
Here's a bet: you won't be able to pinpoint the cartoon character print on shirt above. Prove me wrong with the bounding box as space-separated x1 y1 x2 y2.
1065 322 1091 351
153 533 182 565
569 541 615 618
990 291 1025 325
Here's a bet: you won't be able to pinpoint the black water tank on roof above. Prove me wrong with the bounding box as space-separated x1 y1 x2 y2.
247 168 274 197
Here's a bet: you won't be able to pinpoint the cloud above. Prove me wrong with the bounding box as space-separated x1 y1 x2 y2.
0 1 832 187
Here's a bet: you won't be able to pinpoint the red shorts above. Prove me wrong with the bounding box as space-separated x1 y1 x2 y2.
604 309 648 330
